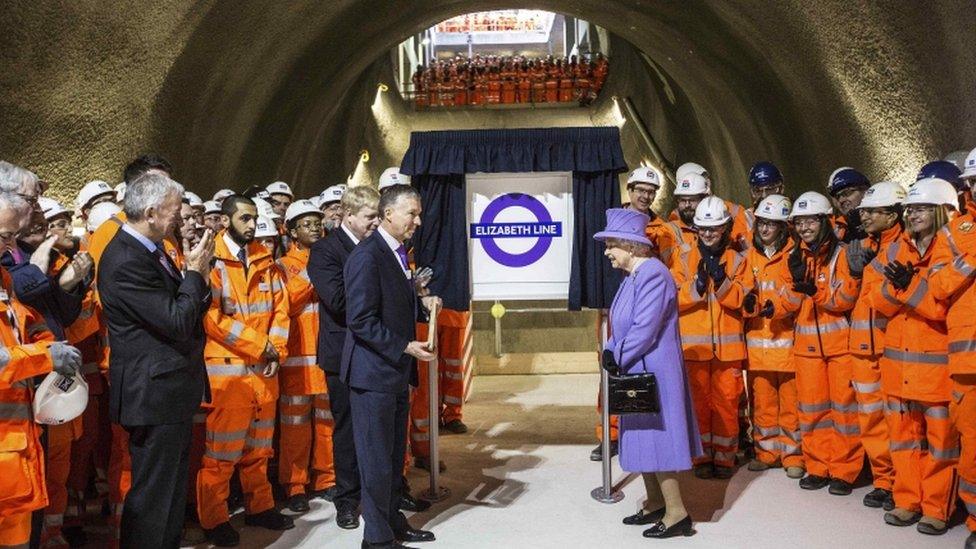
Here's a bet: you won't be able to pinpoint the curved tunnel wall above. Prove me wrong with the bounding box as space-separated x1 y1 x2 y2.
1 1 974 205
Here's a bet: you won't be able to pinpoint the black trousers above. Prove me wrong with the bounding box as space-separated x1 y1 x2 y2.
121 420 192 549
326 372 361 512
350 387 410 544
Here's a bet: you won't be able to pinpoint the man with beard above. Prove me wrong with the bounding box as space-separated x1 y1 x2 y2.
744 161 787 231
197 195 294 546
826 167 871 242
266 181 294 219
318 185 346 231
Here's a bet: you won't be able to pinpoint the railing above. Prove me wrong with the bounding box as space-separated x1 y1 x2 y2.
403 79 603 110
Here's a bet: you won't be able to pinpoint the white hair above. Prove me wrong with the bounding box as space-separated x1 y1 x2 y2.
0 160 40 194
123 172 184 221
0 191 31 218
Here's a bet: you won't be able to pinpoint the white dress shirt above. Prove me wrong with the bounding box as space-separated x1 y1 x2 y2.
377 225 410 279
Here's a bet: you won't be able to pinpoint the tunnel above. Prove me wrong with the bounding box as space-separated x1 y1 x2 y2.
3 1 975 207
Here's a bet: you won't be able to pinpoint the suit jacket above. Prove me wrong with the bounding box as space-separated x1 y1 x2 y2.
341 231 421 393
1 242 84 339
308 228 356 374
97 228 210 426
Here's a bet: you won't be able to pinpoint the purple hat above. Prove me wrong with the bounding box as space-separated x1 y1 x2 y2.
593 208 652 246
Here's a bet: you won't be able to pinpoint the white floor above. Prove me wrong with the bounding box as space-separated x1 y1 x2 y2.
199 374 967 548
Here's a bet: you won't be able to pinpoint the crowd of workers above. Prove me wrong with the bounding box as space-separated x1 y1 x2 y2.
0 159 470 548
434 11 549 34
605 152 976 545
410 54 609 108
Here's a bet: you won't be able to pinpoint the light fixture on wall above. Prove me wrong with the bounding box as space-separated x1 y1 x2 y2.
377 83 389 92
359 149 370 163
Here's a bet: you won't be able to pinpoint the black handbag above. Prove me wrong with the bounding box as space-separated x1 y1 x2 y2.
603 350 660 415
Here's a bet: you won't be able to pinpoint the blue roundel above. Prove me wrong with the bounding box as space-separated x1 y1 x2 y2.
748 161 783 187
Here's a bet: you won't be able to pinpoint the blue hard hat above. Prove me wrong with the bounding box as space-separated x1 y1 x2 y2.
826 167 869 196
916 160 962 190
748 161 783 188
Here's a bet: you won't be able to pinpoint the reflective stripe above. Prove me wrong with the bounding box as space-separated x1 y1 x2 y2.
443 358 463 366
443 371 464 380
245 437 273 449
299 268 310 283
952 254 975 277
800 419 834 432
413 418 430 428
883 348 948 365
0 346 10 368
301 302 318 315
758 280 777 291
206 449 243 461
746 337 792 349
960 478 976 495
924 406 949 419
781 443 801 455
0 402 32 420
931 446 960 460
280 414 309 425
851 318 888 331
782 429 802 444
949 340 976 354
280 394 312 405
411 432 430 441
314 408 333 421
885 399 908 414
797 401 831 413
711 434 736 447
889 439 921 452
852 381 881 393
832 402 858 414
903 279 928 308
43 514 63 527
796 319 848 335
881 282 901 308
283 356 316 368
942 225 961 256
206 364 252 376
225 321 246 345
833 422 860 435
443 395 463 405
757 439 779 451
252 418 275 430
207 429 247 442
753 423 779 436
858 401 885 414
681 333 746 345
269 326 289 339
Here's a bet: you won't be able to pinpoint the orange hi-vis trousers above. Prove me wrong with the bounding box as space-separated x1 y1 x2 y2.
0 512 32 547
66 374 110 529
885 397 959 521
795 354 864 482
410 317 472 457
107 423 131 547
197 403 276 529
750 371 802 468
688 358 743 467
953 378 976 532
41 420 81 549
278 392 335 496
851 355 894 490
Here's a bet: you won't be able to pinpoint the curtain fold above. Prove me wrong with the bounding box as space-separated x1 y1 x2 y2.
411 174 469 311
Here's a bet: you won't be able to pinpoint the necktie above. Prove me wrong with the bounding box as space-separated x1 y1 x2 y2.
395 244 409 274
154 248 180 280
237 247 248 275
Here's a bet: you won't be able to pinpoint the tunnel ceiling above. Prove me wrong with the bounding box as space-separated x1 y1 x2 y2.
1 1 974 204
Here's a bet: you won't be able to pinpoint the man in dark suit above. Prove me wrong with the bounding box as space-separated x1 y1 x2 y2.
97 172 214 549
343 184 440 548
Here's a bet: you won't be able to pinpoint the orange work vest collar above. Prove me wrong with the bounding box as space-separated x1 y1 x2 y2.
213 230 273 269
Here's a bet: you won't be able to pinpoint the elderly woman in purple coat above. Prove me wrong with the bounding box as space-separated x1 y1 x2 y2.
595 208 702 539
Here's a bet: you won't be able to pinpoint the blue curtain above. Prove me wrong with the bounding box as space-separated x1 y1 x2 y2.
401 127 625 311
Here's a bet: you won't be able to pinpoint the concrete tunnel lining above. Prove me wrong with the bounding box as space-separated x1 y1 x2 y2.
1 1 974 205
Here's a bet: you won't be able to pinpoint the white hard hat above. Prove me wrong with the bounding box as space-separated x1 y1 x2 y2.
254 216 278 238
38 197 70 221
77 180 116 210
673 173 710 196
33 371 89 425
183 191 204 208
378 168 410 190
86 202 122 233
859 181 907 209
962 147 976 180
754 194 792 222
693 196 731 227
627 167 661 187
266 181 294 198
319 184 345 205
114 182 126 202
252 197 280 220
790 191 833 219
203 200 221 215
944 150 969 173
213 189 235 202
905 177 959 211
675 162 708 181
285 199 324 224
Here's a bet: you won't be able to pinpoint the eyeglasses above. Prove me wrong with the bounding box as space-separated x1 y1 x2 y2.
756 219 781 230
793 218 821 229
17 193 39 206
905 205 935 215
629 186 657 197
48 219 71 230
859 208 894 217
696 226 724 235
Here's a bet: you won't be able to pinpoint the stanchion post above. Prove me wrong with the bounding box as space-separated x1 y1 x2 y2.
591 310 623 503
422 355 450 502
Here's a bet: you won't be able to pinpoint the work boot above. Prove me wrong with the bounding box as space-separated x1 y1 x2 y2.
827 479 852 496
746 459 772 472
785 466 805 479
693 463 714 479
442 419 468 434
798 474 829 490
414 456 447 473
965 531 976 549
915 516 948 535
285 493 310 513
203 521 240 547
244 509 295 531
713 466 734 479
883 508 921 527
862 488 892 509
590 441 618 462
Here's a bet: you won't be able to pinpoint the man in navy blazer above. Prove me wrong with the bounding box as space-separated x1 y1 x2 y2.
342 185 439 548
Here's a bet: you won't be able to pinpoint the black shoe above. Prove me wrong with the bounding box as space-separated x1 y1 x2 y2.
799 474 830 490
414 457 447 473
244 509 295 531
693 464 714 479
286 493 310 513
713 466 734 480
965 531 976 549
361 541 417 548
312 486 338 502
442 419 468 434
642 515 694 538
862 488 891 508
590 441 618 462
62 525 87 547
203 521 240 547
622 508 664 525
828 479 852 496
399 492 432 513
336 508 360 530
395 526 436 542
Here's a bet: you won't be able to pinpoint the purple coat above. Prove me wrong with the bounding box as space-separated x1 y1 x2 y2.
606 258 703 472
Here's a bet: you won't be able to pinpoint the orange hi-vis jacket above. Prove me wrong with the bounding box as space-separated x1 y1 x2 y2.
849 224 903 357
930 214 976 377
778 239 859 358
668 199 750 250
742 238 795 371
88 212 184 270
644 213 680 266
277 246 326 396
869 231 950 401
660 219 695 269
670 242 747 362
204 233 290 408
0 269 55 518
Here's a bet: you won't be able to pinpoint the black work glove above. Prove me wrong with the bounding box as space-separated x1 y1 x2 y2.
695 258 708 295
760 299 775 318
709 261 727 286
884 260 916 291
845 239 878 279
743 291 758 314
788 245 807 284
601 349 620 376
842 210 868 243
792 279 817 296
